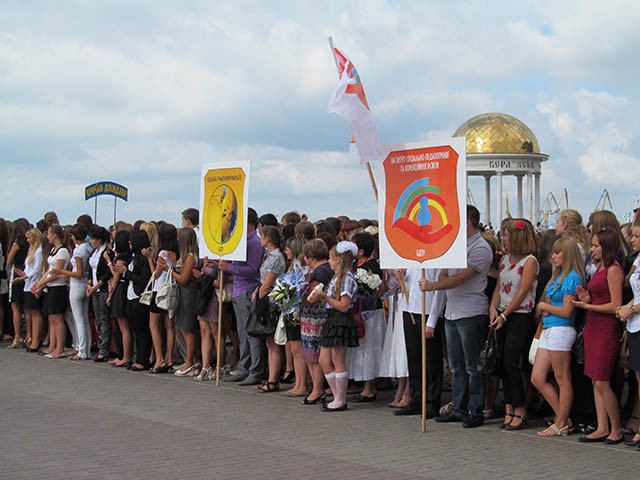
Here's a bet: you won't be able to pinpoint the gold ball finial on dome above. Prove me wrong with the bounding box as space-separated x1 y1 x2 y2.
453 112 540 154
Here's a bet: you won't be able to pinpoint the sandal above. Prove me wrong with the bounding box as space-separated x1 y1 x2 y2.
501 412 514 429
195 367 214 381
537 423 569 437
256 381 280 393
505 413 527 430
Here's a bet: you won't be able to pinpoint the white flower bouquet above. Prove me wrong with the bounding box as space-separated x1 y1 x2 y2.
354 268 382 297
268 271 307 314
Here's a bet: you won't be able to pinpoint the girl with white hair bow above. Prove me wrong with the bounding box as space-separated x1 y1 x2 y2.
310 241 360 412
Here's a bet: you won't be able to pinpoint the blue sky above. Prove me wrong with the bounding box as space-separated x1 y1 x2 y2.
1 0 638 227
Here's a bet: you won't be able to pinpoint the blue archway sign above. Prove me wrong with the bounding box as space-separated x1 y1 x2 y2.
85 181 128 224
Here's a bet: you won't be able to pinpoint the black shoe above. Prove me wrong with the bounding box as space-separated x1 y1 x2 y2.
434 412 462 423
462 416 485 428
394 406 420 416
603 436 625 445
93 355 108 363
280 370 295 384
625 439 640 447
354 393 377 403
322 403 348 412
578 435 607 443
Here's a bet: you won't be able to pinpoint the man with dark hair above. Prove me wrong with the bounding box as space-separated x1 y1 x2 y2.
181 208 200 242
220 207 266 385
419 205 492 428
76 214 93 227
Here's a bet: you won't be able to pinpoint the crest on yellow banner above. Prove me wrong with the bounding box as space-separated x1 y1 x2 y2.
199 162 250 261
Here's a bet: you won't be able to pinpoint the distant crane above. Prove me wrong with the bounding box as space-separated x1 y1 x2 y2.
594 189 613 211
540 188 570 227
467 188 476 206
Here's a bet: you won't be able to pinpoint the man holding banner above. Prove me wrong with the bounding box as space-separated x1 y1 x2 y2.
419 206 492 428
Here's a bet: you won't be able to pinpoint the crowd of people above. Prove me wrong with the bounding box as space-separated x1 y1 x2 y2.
1 205 640 447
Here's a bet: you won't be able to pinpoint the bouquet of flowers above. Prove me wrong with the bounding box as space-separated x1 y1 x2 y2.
354 268 382 297
268 271 307 314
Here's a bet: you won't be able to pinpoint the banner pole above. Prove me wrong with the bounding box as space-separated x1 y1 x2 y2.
215 269 225 386
328 36 379 204
421 268 427 433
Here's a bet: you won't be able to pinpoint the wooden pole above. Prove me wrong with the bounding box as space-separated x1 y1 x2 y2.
215 269 225 386
420 269 427 433
328 36 379 204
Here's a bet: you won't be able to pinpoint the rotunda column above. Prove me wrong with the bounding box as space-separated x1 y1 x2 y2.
496 172 503 223
484 175 491 227
534 173 541 223
517 175 524 217
527 174 533 221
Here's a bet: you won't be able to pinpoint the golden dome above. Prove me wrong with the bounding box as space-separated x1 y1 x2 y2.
453 112 540 154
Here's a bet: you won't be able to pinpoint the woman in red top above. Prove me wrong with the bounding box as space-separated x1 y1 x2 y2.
572 227 624 444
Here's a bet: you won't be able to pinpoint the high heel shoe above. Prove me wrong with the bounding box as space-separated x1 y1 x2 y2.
302 393 326 405
280 370 295 384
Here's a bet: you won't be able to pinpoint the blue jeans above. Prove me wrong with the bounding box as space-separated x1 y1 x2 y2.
444 315 488 420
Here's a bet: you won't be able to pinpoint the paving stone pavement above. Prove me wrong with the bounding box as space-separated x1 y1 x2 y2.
0 347 638 480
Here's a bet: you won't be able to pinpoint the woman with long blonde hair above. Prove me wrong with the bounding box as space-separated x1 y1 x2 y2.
556 209 589 256
13 228 45 351
532 236 585 437
159 227 200 376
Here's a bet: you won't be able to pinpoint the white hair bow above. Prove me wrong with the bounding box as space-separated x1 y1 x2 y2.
336 241 358 257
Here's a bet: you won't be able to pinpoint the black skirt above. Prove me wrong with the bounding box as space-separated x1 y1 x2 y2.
45 285 67 315
110 282 128 318
628 330 640 372
24 291 42 310
10 280 25 305
319 309 359 348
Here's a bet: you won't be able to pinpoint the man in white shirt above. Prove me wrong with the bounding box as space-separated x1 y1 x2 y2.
394 268 445 417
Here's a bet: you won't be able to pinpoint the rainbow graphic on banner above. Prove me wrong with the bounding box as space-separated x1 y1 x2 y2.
391 178 454 243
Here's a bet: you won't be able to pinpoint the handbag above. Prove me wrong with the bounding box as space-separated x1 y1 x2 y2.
214 281 234 303
618 329 630 368
247 295 278 338
274 313 287 345
138 275 154 306
478 326 501 374
194 274 215 316
156 269 179 311
528 321 544 365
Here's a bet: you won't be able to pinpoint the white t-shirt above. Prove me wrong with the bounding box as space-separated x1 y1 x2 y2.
70 242 93 287
47 246 70 287
152 250 173 293
627 255 640 334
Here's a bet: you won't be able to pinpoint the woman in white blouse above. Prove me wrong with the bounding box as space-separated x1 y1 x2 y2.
33 225 70 359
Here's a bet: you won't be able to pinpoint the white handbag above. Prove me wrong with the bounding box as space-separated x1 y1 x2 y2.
156 269 179 311
138 276 154 306
274 313 287 345
528 322 544 364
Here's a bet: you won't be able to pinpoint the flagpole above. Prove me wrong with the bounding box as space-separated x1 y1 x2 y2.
215 269 225 386
420 269 427 433
328 36 379 204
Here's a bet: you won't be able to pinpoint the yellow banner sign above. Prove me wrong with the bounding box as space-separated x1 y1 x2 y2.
201 165 248 259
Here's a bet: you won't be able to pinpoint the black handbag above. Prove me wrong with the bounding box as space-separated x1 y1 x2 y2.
247 295 278 338
193 274 215 316
478 327 501 374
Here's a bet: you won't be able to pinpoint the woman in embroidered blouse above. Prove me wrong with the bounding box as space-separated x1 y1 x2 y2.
254 226 287 393
532 236 585 437
312 241 360 412
490 219 538 430
572 227 624 443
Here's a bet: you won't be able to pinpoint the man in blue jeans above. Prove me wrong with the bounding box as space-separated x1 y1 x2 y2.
220 207 266 385
419 205 492 428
